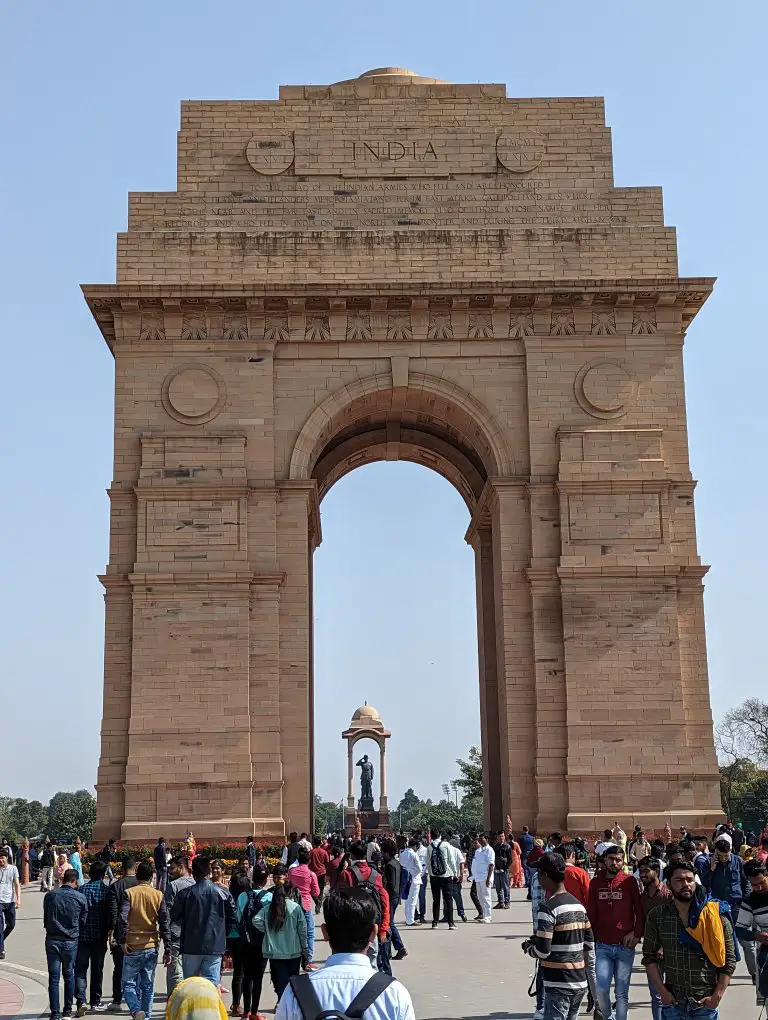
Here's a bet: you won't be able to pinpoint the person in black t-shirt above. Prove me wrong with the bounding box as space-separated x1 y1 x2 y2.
380 838 407 967
491 832 512 909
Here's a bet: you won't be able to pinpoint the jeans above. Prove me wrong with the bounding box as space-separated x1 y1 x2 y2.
418 875 427 919
595 942 635 1020
46 939 78 1019
493 869 510 906
270 957 301 1001
228 938 245 1006
75 940 107 1006
377 934 392 976
182 953 222 986
111 944 124 1003
660 1007 718 1019
304 908 315 962
647 962 665 1020
450 878 466 919
430 876 454 926
0 900 16 953
522 855 532 888
121 947 157 1018
313 874 325 913
544 987 585 1020
166 945 183 997
242 943 267 1015
389 904 404 952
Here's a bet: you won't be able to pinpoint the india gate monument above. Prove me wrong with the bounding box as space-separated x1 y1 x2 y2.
84 67 722 841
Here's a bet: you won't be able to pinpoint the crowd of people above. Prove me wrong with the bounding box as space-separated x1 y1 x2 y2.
2 820 767 1020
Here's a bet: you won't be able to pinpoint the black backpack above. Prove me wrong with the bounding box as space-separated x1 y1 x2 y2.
290 972 394 1020
430 840 447 877
239 888 269 946
349 863 383 926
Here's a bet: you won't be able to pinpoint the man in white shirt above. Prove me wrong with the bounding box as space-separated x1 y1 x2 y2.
470 834 495 923
276 886 414 1020
0 849 21 960
398 839 422 927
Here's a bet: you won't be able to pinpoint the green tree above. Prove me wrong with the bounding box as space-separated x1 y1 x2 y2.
47 790 96 842
455 746 483 801
313 795 343 835
7 799 48 837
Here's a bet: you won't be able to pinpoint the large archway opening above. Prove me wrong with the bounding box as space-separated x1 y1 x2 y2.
313 463 480 826
291 374 516 831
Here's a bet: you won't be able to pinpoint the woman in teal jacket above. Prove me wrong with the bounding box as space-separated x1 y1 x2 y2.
253 866 308 1000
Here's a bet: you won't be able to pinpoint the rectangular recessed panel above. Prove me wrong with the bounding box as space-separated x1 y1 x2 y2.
146 499 240 547
294 131 497 177
568 493 662 542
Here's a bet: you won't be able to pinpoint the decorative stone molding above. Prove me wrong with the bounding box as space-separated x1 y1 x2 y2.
574 359 636 420
83 281 715 352
161 364 227 425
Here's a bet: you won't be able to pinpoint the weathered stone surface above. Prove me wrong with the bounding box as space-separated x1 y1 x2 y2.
84 68 721 840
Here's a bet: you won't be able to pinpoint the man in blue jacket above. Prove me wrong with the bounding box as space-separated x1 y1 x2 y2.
703 831 754 981
169 856 236 986
518 826 535 899
44 869 88 1020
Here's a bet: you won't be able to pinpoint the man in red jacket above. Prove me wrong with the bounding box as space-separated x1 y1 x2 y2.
587 844 643 1020
336 842 390 969
562 843 590 907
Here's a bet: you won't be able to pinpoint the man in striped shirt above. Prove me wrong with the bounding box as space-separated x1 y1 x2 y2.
525 852 594 1020
736 857 768 1006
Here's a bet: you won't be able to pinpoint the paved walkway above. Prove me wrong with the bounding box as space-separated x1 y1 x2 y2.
0 884 757 1019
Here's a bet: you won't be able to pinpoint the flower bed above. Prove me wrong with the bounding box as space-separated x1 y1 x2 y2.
82 841 283 867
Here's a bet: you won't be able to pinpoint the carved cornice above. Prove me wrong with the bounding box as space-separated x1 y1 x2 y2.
82 279 714 353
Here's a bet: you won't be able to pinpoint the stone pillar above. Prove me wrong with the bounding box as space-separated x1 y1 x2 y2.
21 839 29 885
249 573 287 836
466 518 503 830
276 481 319 835
347 741 355 807
379 740 388 811
489 480 537 828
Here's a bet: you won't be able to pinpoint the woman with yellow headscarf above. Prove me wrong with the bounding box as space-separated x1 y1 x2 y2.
166 977 227 1020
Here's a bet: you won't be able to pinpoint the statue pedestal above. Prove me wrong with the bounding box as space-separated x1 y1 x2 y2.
345 806 391 838
358 796 375 813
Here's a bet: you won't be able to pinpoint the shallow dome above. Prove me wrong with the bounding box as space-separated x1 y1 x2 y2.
334 67 448 86
351 703 382 723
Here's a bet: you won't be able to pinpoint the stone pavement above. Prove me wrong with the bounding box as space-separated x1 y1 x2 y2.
0 884 758 1019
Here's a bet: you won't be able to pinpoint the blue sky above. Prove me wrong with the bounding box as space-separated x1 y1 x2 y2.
1 0 765 808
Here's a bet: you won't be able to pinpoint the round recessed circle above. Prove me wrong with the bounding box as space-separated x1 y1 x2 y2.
246 134 295 175
162 365 225 424
575 360 636 419
497 131 545 174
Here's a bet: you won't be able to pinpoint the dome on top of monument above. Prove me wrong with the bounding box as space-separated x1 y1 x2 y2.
334 67 448 85
350 703 383 726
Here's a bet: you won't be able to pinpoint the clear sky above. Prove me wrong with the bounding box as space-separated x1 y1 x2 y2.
1 0 766 808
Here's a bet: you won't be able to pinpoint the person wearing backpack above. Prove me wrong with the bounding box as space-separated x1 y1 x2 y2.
253 865 308 1001
426 828 456 930
275 887 415 1020
235 867 270 1020
337 843 390 970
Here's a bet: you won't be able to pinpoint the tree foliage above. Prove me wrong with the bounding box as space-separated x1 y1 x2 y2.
313 795 344 835
47 790 97 842
455 746 483 801
717 702 768 826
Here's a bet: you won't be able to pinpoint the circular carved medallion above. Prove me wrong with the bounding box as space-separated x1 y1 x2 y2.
496 131 545 174
574 360 636 419
162 365 226 424
246 134 295 175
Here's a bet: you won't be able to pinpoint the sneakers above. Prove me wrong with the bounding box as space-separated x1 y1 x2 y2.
132 1012 146 1020
76 1005 88 1018
230 1008 242 1017
92 1006 109 1013
533 1011 544 1020
483 917 491 923
448 923 457 930
392 948 408 961
460 914 467 922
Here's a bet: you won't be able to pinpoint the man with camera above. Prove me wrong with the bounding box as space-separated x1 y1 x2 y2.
522 851 593 1020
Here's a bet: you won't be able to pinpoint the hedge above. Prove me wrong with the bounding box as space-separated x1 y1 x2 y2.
82 841 283 866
